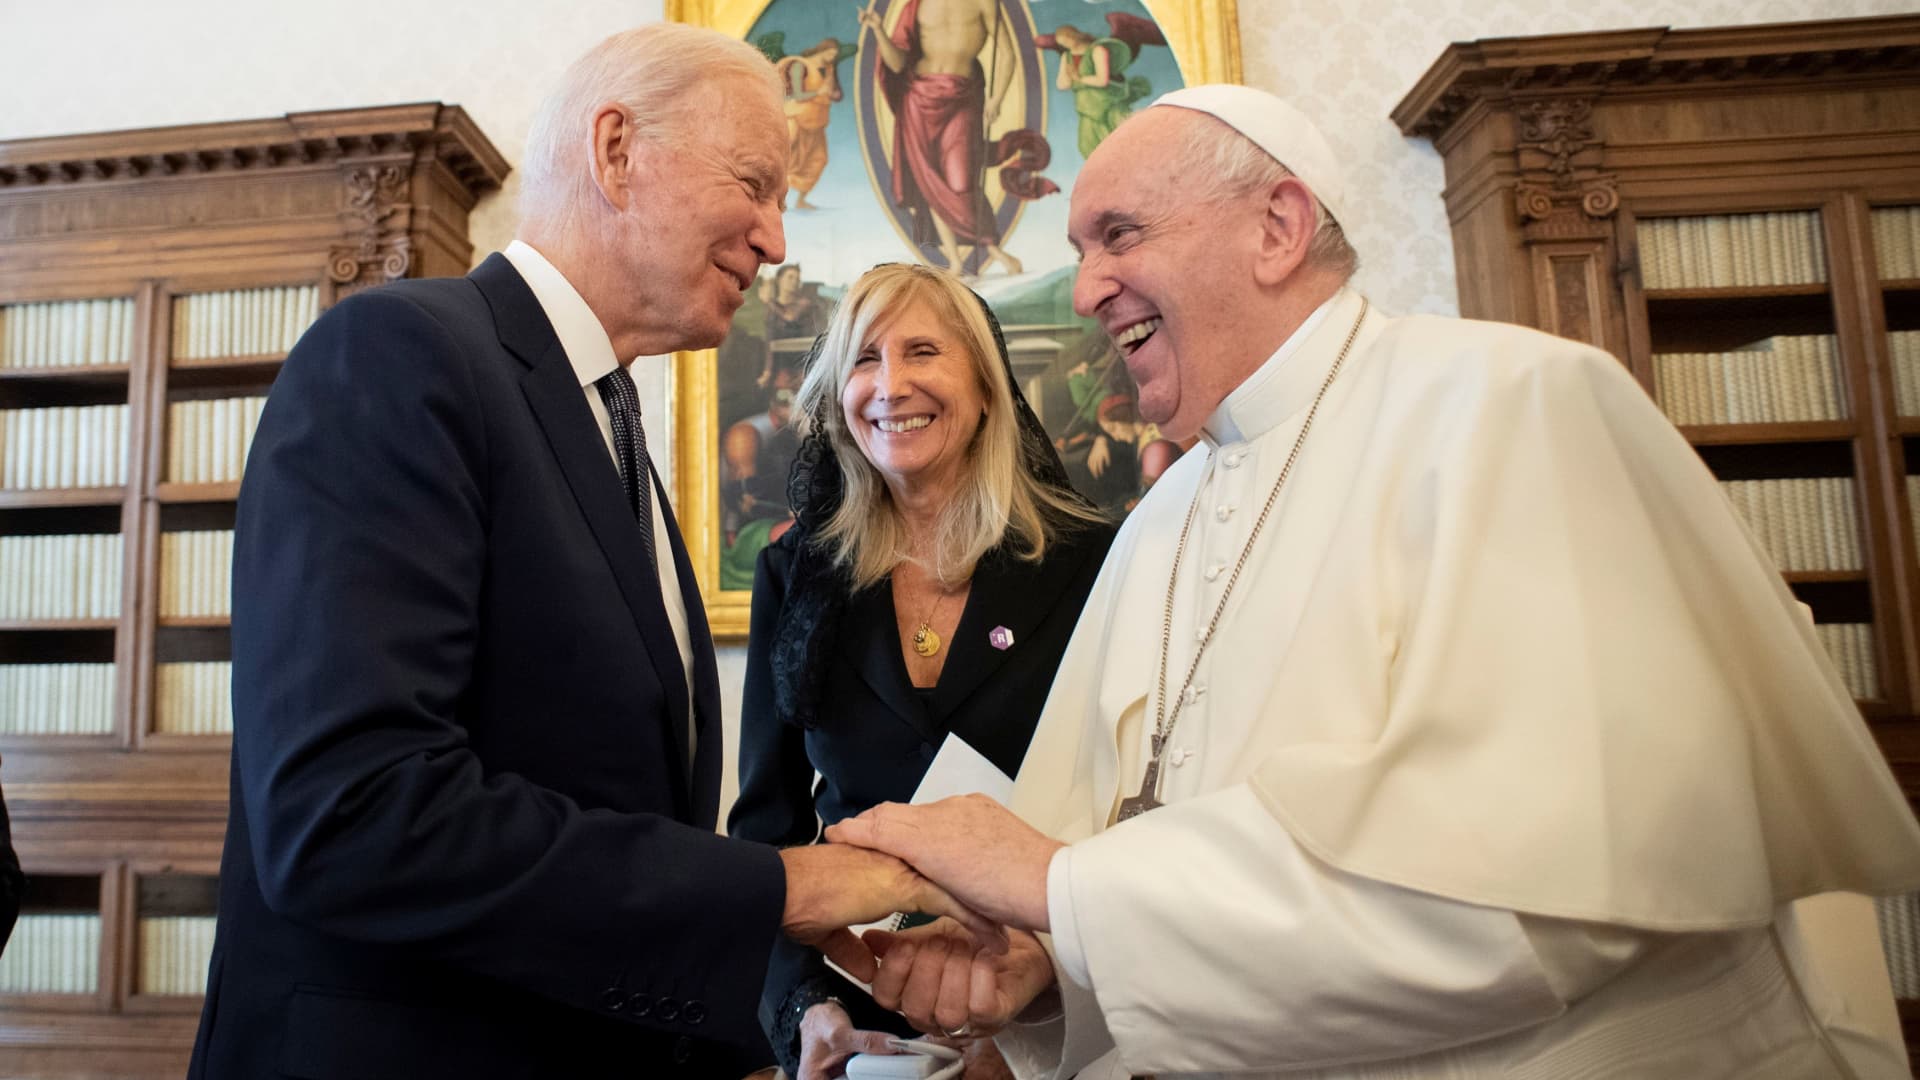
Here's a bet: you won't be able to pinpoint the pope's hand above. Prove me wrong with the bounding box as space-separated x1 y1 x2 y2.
779 844 1005 980
864 919 1057 1041
825 795 1061 932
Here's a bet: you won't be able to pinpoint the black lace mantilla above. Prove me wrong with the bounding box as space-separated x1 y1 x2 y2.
768 286 1082 731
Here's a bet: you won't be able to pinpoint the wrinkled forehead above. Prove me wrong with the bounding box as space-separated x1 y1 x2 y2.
1069 114 1191 231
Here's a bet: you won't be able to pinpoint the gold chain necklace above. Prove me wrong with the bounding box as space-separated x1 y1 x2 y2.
910 580 956 658
1116 298 1370 822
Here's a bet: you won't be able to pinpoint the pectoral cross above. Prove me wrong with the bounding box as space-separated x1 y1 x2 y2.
1116 734 1167 821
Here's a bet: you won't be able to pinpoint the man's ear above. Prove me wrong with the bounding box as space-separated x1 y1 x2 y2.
589 103 636 212
1251 176 1317 287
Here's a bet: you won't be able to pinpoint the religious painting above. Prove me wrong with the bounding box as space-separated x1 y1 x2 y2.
669 0 1241 636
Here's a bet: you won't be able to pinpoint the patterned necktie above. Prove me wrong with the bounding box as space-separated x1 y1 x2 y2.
595 366 658 573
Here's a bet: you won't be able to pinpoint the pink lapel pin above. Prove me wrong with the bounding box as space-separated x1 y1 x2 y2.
989 626 1014 651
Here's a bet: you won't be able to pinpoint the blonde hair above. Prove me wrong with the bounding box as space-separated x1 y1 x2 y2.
519 23 780 238
793 264 1103 590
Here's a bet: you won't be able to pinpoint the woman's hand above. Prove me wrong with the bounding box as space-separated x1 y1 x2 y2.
796 1000 901 1080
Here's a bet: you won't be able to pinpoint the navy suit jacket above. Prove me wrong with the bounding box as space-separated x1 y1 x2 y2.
189 255 785 1080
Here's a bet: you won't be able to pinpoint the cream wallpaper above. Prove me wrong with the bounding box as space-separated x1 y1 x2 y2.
2 0 1906 812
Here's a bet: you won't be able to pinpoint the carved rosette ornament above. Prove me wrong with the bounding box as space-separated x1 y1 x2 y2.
329 164 413 287
1512 96 1618 232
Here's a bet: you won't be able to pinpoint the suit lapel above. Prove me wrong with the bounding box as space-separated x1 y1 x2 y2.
472 256 696 810
932 536 1094 719
655 467 714 822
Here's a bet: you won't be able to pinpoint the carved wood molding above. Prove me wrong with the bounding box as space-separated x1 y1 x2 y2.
1392 15 1920 142
0 103 508 198
329 164 414 287
1513 96 1619 232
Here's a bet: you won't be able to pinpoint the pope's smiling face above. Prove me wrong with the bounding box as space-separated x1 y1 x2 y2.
1069 108 1273 441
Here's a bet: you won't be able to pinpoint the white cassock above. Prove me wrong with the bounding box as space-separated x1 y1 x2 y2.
996 289 1920 1079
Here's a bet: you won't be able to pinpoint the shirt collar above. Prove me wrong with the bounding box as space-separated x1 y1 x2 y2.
1200 288 1353 449
502 239 622 389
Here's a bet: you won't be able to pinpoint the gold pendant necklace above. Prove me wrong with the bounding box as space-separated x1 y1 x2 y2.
1117 299 1370 822
909 579 953 658
912 622 942 657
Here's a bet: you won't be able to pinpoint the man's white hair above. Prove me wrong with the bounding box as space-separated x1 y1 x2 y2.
519 23 780 238
1171 114 1360 281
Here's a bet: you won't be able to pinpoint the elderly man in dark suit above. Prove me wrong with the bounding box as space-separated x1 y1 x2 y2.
188 23 985 1080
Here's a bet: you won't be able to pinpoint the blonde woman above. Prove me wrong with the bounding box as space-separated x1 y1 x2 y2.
731 264 1114 1079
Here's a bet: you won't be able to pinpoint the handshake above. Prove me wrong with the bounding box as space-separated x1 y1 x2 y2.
776 794 1065 1070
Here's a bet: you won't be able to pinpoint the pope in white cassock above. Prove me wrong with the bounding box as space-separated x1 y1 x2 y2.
827 85 1920 1079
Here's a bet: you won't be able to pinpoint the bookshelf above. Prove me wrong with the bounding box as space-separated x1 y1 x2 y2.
1395 14 1920 1067
0 104 506 1077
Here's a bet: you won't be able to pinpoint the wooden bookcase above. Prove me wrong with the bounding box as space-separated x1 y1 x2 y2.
0 105 506 1078
1395 13 1920 1067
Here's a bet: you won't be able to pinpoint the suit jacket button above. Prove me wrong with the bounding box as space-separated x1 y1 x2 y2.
655 997 680 1022
626 993 652 1016
600 987 626 1011
672 1035 693 1064
683 1001 707 1025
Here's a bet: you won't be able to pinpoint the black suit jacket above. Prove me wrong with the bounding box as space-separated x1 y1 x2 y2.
0 776 20 953
728 518 1115 1067
190 255 785 1080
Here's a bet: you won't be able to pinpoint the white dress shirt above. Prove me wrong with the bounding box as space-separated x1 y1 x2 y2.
501 240 696 742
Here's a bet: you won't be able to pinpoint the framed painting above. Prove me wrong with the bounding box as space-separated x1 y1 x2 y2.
667 0 1241 637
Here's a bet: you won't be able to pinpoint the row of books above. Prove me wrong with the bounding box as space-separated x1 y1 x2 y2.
170 285 320 362
1652 335 1844 426
1878 892 1920 999
166 396 266 485
0 914 99 994
160 530 234 619
155 662 234 736
1639 211 1828 290
0 297 135 370
1814 622 1878 701
0 663 115 735
1887 332 1920 416
0 533 122 620
0 404 130 489
137 916 217 995
1718 477 1861 573
1872 205 1920 283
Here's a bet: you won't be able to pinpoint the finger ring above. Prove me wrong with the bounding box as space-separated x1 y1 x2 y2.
942 1022 972 1038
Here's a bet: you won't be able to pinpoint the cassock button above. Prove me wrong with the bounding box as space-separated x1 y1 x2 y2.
600 987 626 1011
684 1001 707 1025
655 997 681 1022
1223 453 1245 469
1203 564 1224 582
1214 505 1234 522
627 992 652 1016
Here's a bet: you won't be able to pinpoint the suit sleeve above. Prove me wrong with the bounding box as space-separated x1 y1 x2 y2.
728 541 878 1071
729 540 819 849
0 776 21 952
231 291 785 1045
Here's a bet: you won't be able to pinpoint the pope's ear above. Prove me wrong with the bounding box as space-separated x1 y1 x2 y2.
589 102 637 212
1252 176 1318 287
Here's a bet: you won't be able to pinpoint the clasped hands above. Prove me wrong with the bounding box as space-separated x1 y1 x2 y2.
778 795 1063 1071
